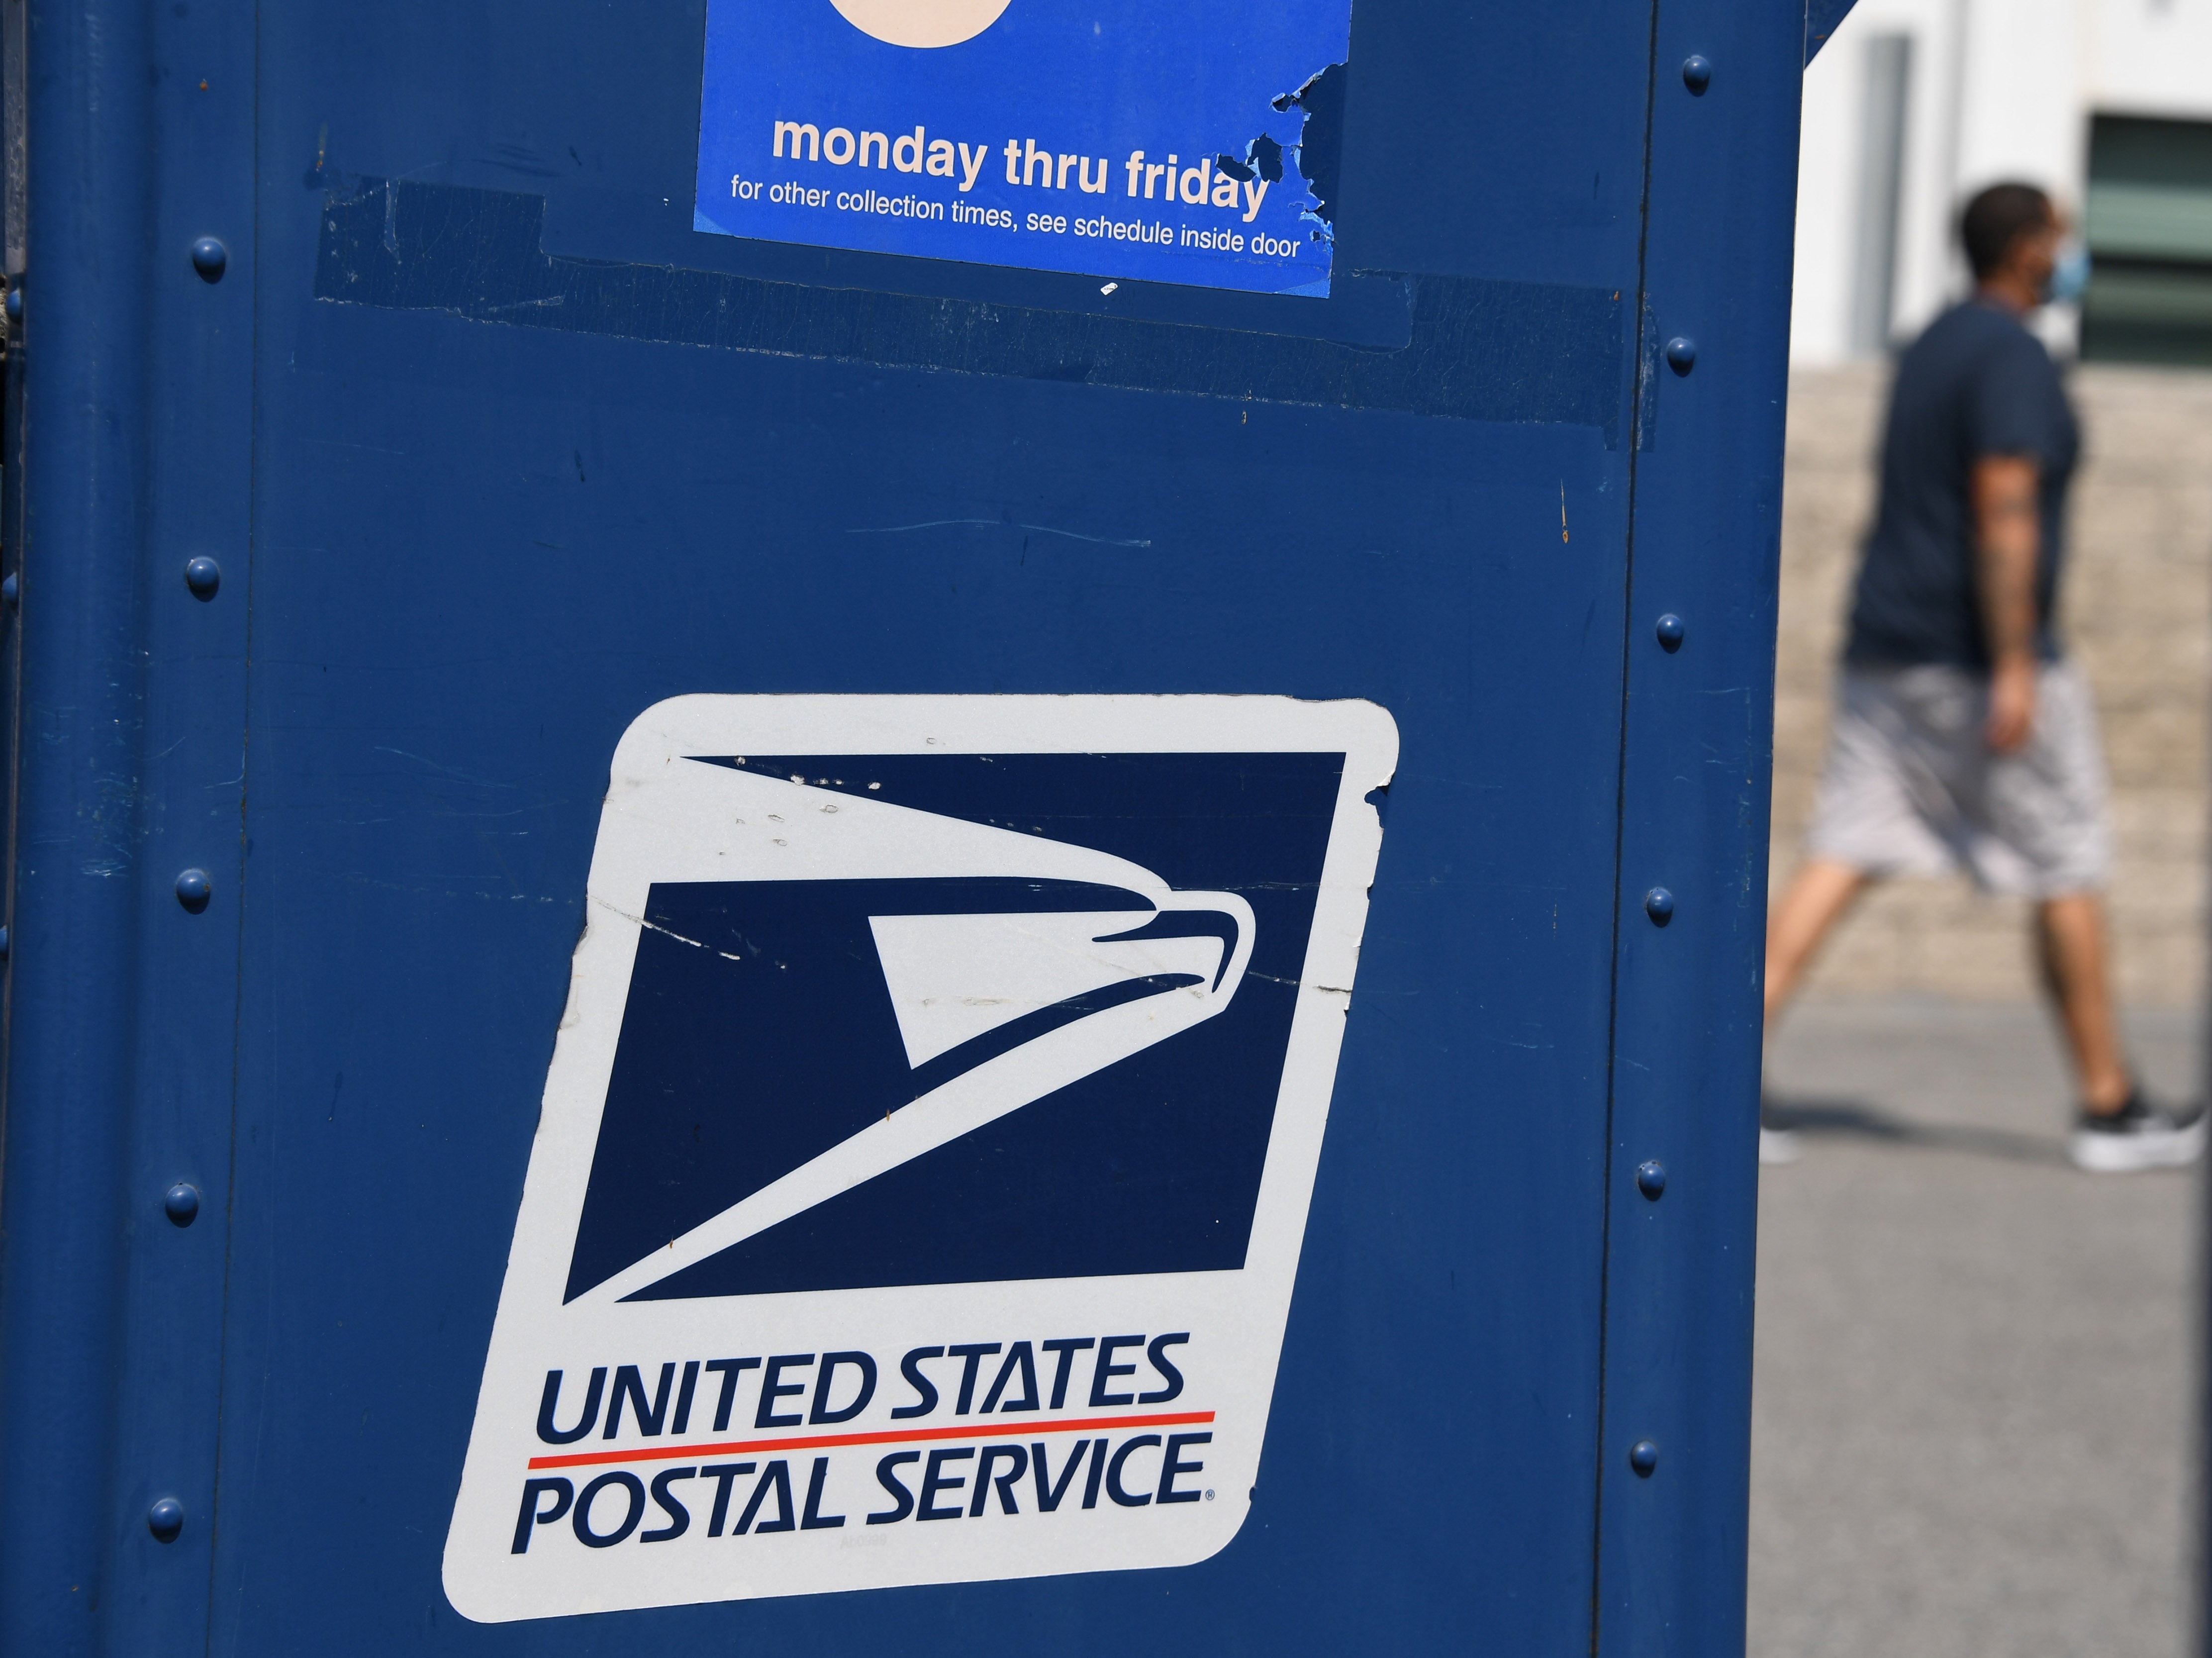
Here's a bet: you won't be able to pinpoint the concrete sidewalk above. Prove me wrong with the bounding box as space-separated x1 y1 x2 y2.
1752 997 2203 1658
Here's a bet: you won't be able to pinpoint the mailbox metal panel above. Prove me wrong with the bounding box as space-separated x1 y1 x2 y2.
0 0 1807 1651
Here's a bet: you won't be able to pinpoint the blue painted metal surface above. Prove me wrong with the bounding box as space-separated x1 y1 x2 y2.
1806 0 1861 63
0 0 1805 1649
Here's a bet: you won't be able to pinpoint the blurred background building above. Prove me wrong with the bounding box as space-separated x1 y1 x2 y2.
1753 16 2212 1654
1772 0 2212 1012
1792 0 2212 367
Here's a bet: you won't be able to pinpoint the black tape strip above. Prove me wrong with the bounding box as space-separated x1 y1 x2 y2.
314 178 1624 438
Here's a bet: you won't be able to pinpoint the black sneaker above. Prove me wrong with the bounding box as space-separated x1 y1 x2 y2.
2067 1090 2207 1173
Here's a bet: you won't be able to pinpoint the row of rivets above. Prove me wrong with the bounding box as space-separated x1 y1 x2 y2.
150 236 232 1552
1 229 12 1008
1 259 22 1121
1635 580 1674 1457
1635 45 1705 1484
1 239 9 1004
1631 598 1677 1491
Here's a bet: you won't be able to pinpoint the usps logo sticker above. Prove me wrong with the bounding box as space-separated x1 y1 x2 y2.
444 694 1397 1621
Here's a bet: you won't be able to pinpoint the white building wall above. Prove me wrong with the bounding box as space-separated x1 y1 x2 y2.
1791 0 1976 362
2088 0 2212 118
1789 0 2212 365
1953 0 2085 202
1884 0 1969 345
1790 27 1862 363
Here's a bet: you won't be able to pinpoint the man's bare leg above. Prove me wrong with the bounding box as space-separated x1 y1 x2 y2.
2034 893 2131 1114
1763 858 1869 1027
1756 859 1869 1164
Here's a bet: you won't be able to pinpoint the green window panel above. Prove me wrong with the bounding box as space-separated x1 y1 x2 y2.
2083 114 2212 367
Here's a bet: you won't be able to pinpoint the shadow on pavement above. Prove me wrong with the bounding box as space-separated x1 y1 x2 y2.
1762 1093 2070 1167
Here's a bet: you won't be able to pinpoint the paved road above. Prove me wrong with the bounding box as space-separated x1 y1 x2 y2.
1753 998 2202 1658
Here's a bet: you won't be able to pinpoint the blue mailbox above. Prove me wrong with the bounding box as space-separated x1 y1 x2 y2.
0 0 1841 1649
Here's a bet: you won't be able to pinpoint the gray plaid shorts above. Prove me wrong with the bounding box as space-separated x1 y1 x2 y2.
1803 660 2112 898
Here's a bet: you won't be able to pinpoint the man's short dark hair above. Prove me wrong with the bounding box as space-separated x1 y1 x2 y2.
1960 183 2054 278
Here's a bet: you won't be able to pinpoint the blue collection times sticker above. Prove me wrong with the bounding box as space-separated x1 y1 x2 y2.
692 0 1352 297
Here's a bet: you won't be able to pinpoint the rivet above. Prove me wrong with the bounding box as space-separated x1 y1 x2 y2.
1636 1160 1667 1199
1629 1440 1660 1477
175 868 212 914
184 557 221 600
164 1182 200 1227
1681 54 1712 93
190 236 228 281
2 572 17 608
1654 612 1685 651
1643 886 1674 925
3 287 18 321
147 1496 185 1542
1665 336 1697 375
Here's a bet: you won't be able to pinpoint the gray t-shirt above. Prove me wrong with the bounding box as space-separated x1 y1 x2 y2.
1844 299 2080 671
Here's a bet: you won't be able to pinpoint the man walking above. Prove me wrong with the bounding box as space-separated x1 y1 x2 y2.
1762 182 2203 1173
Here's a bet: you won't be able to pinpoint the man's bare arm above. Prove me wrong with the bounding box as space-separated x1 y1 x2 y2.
1972 452 2041 752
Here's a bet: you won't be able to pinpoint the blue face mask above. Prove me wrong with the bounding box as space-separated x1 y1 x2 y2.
2045 239 2091 304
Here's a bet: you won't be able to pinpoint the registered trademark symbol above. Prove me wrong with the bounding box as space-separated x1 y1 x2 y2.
1204 1488 1215 1501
